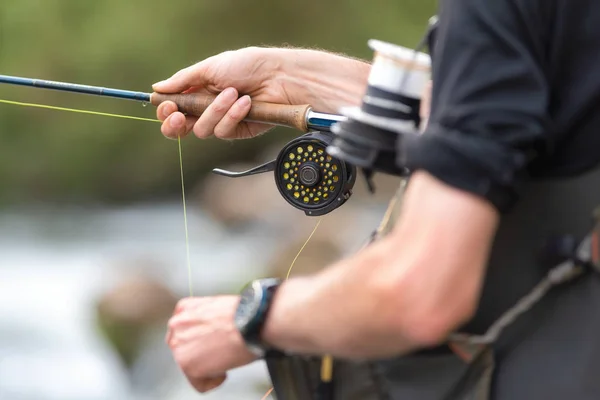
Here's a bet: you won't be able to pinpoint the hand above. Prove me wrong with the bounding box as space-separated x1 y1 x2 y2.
153 46 370 140
153 47 292 140
166 296 257 393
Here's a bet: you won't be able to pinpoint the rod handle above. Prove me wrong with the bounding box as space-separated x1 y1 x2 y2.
150 92 311 132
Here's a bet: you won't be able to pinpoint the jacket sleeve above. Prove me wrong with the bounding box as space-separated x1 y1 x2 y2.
402 0 551 213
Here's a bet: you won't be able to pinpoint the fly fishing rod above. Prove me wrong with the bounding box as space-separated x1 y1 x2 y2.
0 74 344 132
0 73 361 217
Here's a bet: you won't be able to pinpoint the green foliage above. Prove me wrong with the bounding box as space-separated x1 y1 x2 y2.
0 0 436 205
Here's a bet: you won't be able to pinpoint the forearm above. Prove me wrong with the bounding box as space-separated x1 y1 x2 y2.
272 48 371 113
261 172 496 360
261 237 422 359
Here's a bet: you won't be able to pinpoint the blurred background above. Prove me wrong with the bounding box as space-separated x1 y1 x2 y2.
0 1 436 399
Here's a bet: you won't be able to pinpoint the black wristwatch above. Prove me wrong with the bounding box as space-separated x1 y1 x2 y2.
235 278 282 357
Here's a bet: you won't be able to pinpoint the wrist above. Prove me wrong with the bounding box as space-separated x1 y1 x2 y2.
274 48 371 113
235 278 283 357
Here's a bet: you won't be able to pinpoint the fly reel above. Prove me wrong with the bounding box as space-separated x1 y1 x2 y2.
212 131 357 216
328 19 437 186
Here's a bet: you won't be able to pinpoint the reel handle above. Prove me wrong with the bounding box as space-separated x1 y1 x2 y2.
150 92 311 132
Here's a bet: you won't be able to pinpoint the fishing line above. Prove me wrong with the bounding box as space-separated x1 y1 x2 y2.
260 217 322 400
0 96 194 294
285 218 322 280
0 98 161 123
260 387 274 400
178 136 193 297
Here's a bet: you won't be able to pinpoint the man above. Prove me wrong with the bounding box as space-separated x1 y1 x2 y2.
156 0 600 398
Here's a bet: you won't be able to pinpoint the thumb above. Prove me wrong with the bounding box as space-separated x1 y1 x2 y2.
204 374 227 391
189 374 227 393
153 63 208 93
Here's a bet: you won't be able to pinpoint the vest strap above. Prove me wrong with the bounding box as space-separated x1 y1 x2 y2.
448 210 600 351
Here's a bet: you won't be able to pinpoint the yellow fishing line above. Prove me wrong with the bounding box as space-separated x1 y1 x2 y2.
285 218 322 280
259 387 274 400
178 136 193 297
261 217 322 399
0 97 193 287
0 98 161 123
0 97 193 293
0 98 194 293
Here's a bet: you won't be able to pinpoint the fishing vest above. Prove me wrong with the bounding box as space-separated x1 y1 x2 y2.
266 163 600 400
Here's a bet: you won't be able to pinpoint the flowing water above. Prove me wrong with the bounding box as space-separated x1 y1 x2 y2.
0 203 276 400
0 199 388 400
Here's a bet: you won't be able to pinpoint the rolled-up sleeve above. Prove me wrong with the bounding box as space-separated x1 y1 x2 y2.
401 0 551 213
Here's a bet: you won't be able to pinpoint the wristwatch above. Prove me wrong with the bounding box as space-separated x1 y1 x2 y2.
235 278 282 357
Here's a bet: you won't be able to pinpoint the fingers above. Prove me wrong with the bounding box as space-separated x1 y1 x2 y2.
192 87 249 139
153 63 208 94
172 296 208 316
167 310 196 331
157 101 197 139
157 101 178 121
213 95 252 139
188 374 227 393
156 88 254 140
173 296 196 314
161 113 197 139
172 295 238 318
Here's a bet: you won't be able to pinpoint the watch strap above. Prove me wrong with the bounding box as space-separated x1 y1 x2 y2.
241 278 281 356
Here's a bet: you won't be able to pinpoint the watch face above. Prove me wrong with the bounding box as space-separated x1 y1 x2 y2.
235 285 259 331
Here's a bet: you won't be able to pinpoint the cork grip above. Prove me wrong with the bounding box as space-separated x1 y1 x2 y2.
150 92 311 132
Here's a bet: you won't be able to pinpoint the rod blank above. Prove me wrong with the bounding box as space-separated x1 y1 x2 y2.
0 74 151 102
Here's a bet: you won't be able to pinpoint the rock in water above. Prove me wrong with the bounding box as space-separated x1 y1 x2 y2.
95 274 177 369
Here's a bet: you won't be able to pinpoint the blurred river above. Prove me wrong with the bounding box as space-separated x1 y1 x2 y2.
0 203 279 400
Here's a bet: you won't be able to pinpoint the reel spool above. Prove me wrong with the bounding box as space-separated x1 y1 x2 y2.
213 131 356 216
328 27 434 188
